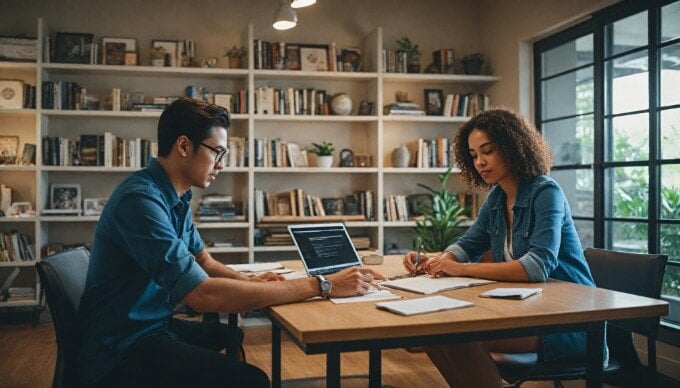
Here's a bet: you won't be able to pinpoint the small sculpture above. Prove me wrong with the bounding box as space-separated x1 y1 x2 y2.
339 149 354 167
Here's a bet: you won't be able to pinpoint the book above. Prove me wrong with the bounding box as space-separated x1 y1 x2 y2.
375 295 474 316
479 287 542 300
381 276 496 295
330 288 401 304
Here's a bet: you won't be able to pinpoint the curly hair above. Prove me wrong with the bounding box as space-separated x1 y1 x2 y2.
453 108 552 189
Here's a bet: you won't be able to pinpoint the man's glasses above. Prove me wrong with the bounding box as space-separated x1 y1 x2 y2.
200 142 229 164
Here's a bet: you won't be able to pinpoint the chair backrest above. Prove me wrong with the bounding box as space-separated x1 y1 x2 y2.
36 247 90 388
584 247 667 335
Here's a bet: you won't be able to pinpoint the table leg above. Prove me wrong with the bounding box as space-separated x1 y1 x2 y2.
586 321 605 388
369 349 381 388
272 324 281 388
326 351 341 388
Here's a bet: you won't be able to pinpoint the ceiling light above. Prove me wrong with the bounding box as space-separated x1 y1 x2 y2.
273 0 298 30
291 0 316 8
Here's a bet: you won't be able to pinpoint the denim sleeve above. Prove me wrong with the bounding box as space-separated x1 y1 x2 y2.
185 208 205 255
112 189 207 302
444 196 492 263
517 185 564 282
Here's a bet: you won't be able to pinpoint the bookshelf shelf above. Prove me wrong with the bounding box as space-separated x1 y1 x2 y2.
252 114 377 122
39 215 100 222
0 108 37 116
0 166 37 172
0 217 37 222
206 247 249 254
195 222 249 229
0 300 39 307
0 61 37 69
41 63 249 78
381 73 500 84
254 167 378 174
383 167 461 174
40 166 139 172
254 69 378 80
0 260 38 267
253 246 297 252
382 115 470 123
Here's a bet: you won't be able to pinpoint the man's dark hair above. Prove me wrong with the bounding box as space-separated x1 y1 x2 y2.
157 97 231 157
453 108 553 189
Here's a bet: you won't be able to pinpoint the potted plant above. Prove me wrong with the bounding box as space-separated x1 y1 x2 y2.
396 36 421 73
308 141 335 168
412 167 466 252
224 45 246 69
462 52 485 75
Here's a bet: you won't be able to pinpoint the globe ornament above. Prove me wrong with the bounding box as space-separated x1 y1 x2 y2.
330 93 352 115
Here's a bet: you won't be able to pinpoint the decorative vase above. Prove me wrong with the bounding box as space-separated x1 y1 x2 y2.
407 63 420 74
228 57 241 69
316 155 333 168
463 60 484 75
330 93 352 115
392 144 410 168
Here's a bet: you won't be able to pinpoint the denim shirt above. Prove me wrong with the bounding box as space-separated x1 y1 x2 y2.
445 175 599 362
78 158 207 385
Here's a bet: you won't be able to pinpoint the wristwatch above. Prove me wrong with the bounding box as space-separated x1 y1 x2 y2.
315 274 332 298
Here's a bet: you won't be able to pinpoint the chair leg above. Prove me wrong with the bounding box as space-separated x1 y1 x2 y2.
552 380 565 388
647 336 657 388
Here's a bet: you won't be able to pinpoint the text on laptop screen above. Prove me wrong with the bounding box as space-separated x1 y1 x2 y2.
289 225 360 271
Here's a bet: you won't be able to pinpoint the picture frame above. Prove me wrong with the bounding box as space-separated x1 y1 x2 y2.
213 93 234 112
424 88 444 116
83 197 108 216
299 44 329 71
322 198 344 215
18 143 36 165
285 44 301 70
50 184 81 211
124 51 138 66
286 142 308 167
152 40 178 67
0 79 24 109
55 32 94 64
102 37 136 65
7 201 33 217
0 136 19 164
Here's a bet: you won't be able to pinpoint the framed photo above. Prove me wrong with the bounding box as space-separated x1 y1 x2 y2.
213 93 234 112
300 44 329 71
83 197 108 216
102 37 136 65
124 51 138 66
152 40 178 67
7 201 33 216
0 136 19 165
55 32 94 64
50 184 81 210
424 89 444 116
286 44 301 70
286 142 308 167
322 198 344 215
0 79 24 109
18 143 36 165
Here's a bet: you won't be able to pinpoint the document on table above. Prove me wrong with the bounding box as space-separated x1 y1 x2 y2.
376 295 474 316
330 287 401 304
479 287 542 300
227 262 284 272
381 276 496 294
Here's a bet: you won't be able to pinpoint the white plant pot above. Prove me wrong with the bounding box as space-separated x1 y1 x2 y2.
316 155 333 168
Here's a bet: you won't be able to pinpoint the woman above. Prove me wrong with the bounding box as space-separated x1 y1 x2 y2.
403 109 599 387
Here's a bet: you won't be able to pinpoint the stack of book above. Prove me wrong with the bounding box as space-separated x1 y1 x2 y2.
383 102 425 116
196 195 244 222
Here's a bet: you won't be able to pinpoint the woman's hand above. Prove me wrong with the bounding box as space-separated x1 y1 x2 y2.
403 251 430 275
425 252 466 277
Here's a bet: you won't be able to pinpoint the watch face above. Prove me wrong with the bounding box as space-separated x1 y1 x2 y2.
321 281 332 293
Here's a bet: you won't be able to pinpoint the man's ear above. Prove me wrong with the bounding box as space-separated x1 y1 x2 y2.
177 135 190 157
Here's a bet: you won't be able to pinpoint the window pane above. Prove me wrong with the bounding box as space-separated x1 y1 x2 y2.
542 67 593 120
543 115 594 165
607 221 648 253
660 43 680 107
607 166 648 218
551 169 593 217
661 224 680 261
662 1 680 42
607 113 649 162
661 164 680 219
661 109 680 159
542 34 593 77
574 220 594 248
661 264 680 325
606 51 648 115
606 11 648 57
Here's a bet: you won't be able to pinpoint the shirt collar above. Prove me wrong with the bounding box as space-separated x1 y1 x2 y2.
146 158 193 208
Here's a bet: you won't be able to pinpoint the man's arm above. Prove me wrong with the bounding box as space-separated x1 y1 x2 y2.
194 249 250 280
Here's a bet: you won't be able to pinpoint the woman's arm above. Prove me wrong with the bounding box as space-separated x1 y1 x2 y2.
426 251 529 281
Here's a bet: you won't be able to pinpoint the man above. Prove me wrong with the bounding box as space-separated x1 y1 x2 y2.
78 97 384 387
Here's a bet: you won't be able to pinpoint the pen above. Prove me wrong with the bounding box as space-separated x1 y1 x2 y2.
414 242 424 276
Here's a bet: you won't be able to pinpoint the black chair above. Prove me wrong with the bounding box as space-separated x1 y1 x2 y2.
36 247 91 388
493 247 668 388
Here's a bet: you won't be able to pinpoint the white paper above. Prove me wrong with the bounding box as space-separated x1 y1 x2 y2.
283 271 308 280
330 288 401 304
227 262 284 272
480 287 542 299
376 295 474 316
381 276 496 294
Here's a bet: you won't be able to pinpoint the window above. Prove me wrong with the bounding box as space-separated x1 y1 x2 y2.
535 0 680 326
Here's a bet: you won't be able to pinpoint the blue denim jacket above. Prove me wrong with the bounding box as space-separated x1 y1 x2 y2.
446 175 598 361
78 158 207 385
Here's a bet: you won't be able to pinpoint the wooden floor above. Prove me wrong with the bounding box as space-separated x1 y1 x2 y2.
0 320 614 388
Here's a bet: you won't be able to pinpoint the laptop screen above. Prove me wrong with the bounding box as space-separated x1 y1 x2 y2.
288 223 362 275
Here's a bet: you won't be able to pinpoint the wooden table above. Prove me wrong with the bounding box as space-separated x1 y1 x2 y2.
265 256 668 388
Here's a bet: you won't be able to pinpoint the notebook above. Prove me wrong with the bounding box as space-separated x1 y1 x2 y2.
288 223 363 276
479 287 542 300
381 276 496 294
376 295 474 316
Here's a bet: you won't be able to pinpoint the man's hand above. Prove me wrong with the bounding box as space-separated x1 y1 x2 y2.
326 267 386 297
425 253 466 277
249 272 285 282
403 251 429 275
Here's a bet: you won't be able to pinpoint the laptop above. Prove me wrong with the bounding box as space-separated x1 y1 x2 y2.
288 223 363 276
